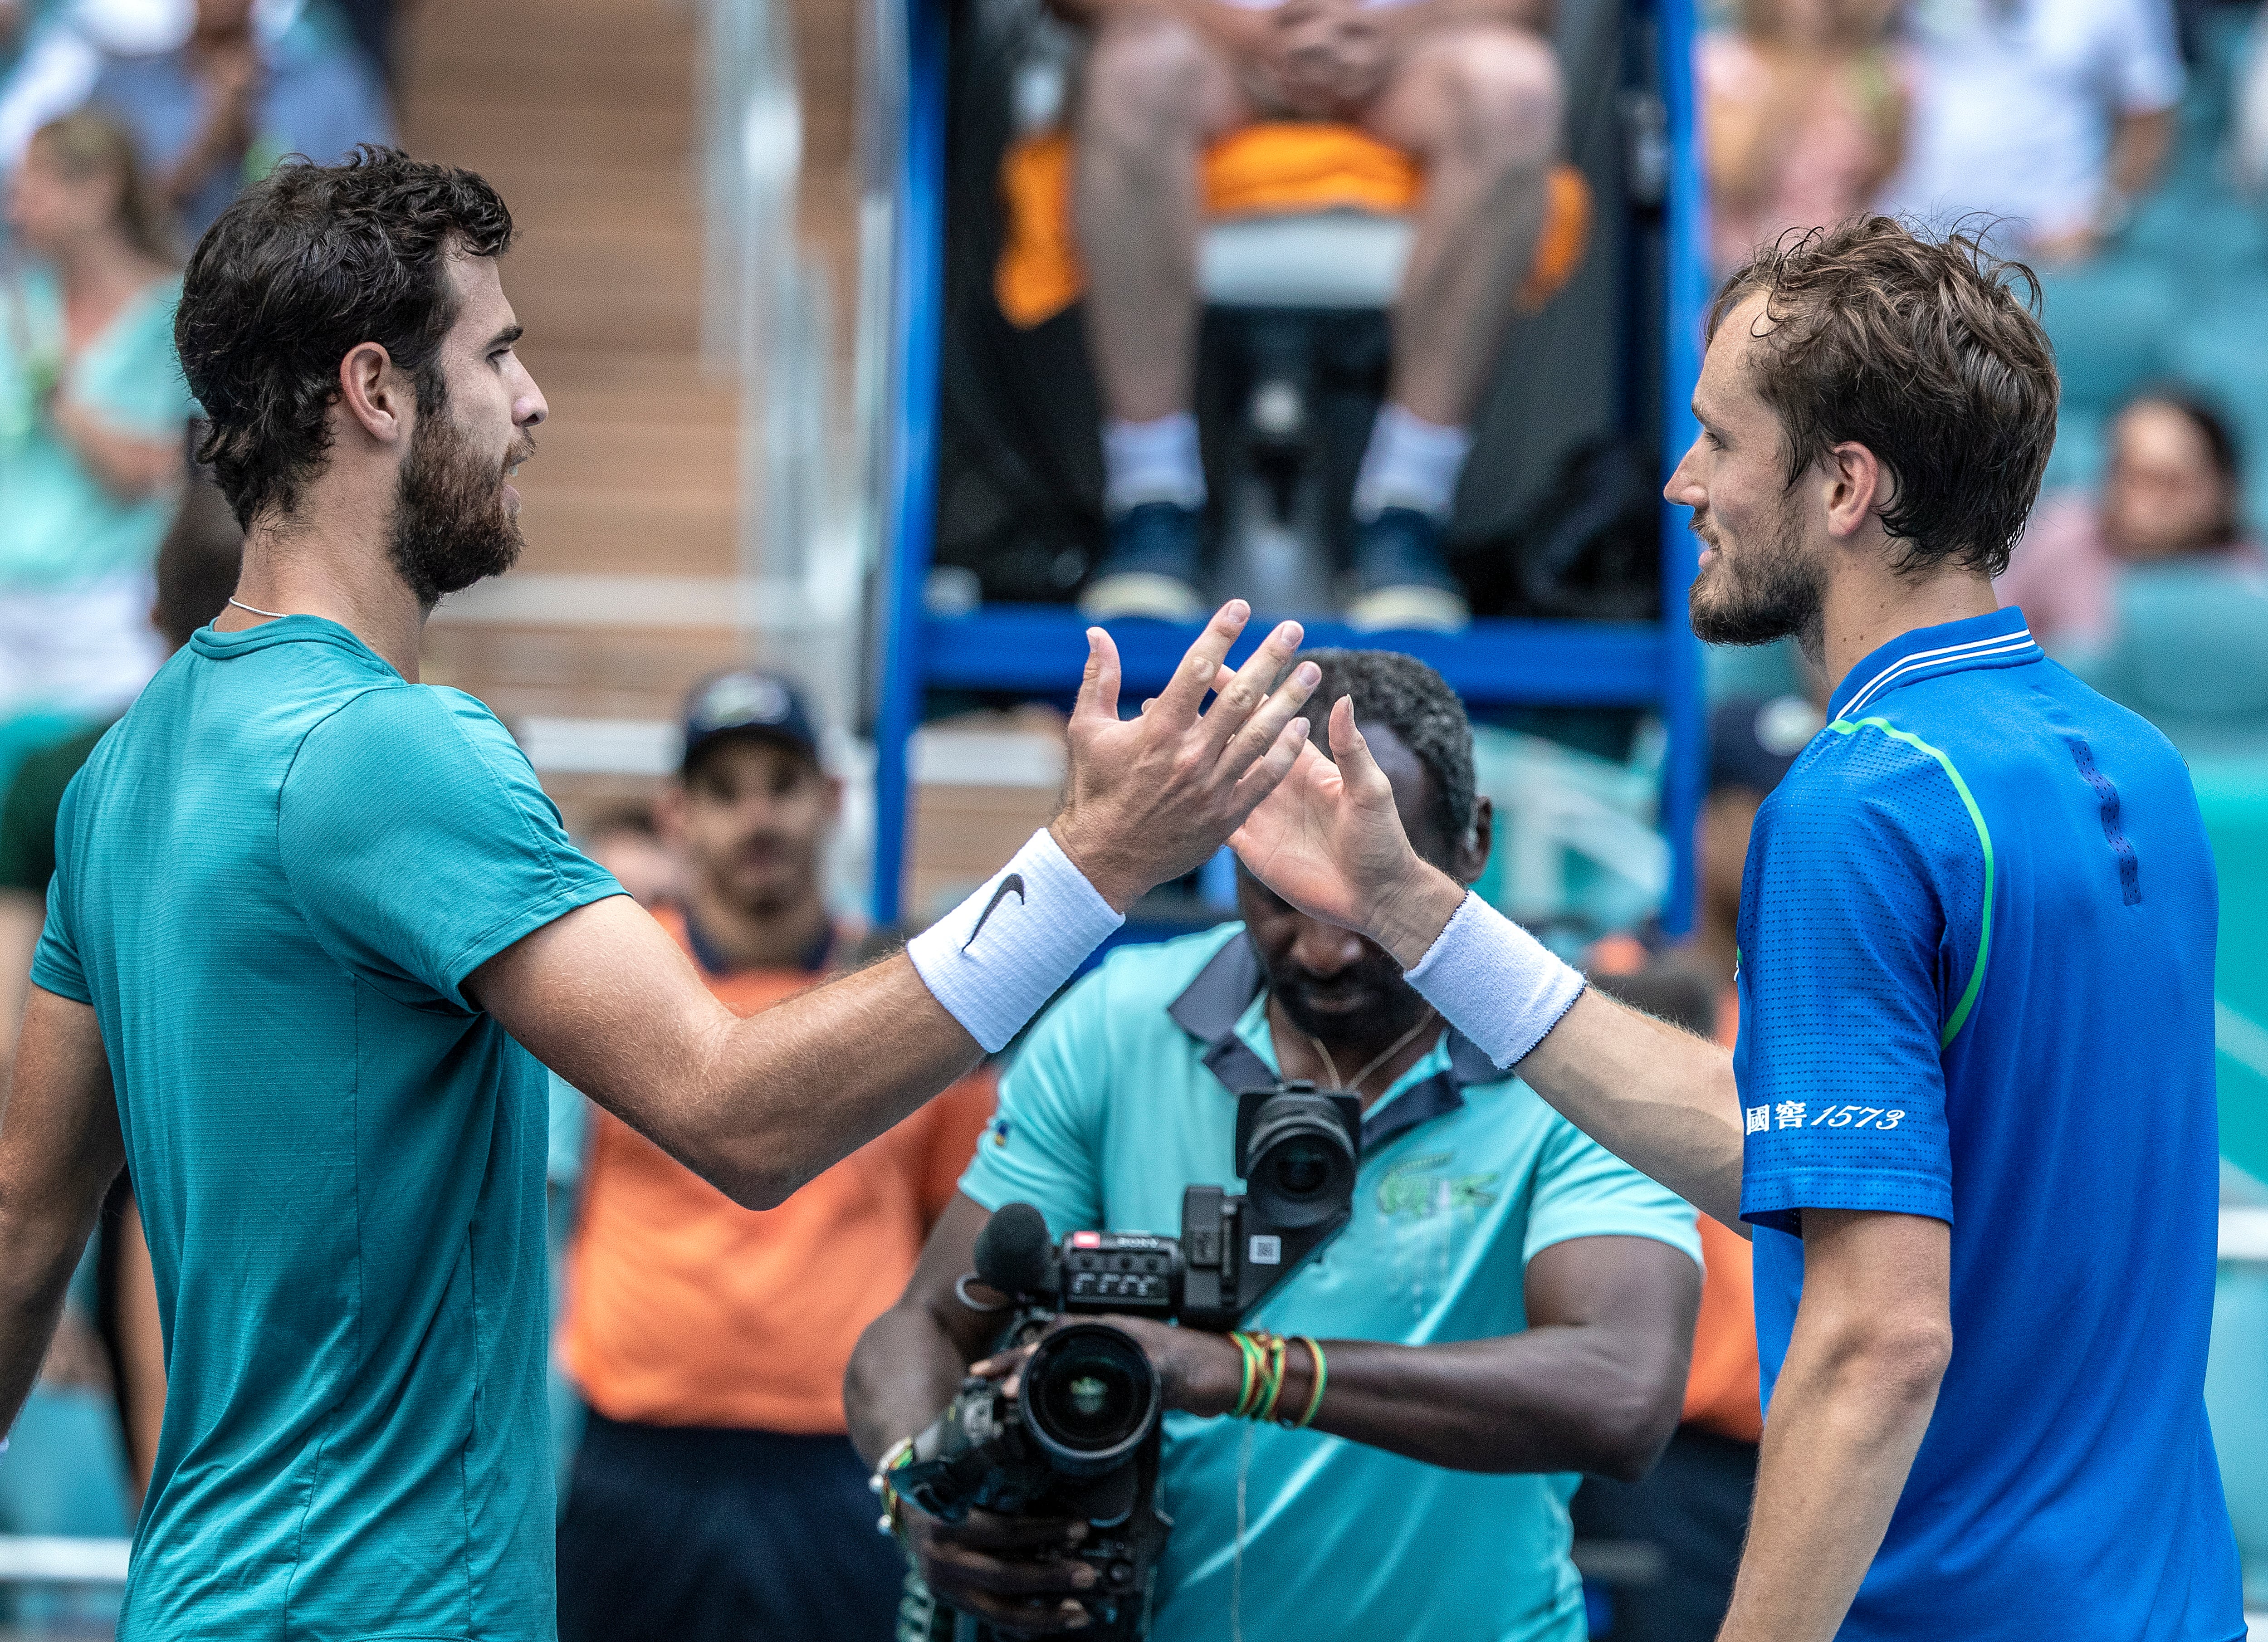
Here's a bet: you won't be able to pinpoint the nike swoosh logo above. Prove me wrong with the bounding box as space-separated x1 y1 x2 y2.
964 873 1027 951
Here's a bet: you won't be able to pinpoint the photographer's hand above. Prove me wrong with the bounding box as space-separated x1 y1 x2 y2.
978 1315 1243 1419
904 1507 1099 1635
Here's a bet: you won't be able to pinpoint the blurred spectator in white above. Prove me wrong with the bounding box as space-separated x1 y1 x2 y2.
88 0 392 240
1880 0 2182 262
1700 0 1909 277
0 111 194 725
0 0 390 243
1998 389 2262 653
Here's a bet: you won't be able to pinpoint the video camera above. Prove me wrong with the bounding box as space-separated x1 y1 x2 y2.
894 1082 1362 1642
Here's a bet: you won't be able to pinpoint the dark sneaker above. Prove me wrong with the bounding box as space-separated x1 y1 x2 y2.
1079 502 1206 622
1347 506 1469 631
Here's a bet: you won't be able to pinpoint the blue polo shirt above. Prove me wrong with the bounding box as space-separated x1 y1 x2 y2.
961 926 1701 1642
1735 607 2243 1640
32 617 621 1641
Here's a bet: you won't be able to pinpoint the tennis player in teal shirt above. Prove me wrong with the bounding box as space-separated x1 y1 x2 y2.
0 149 1324 1642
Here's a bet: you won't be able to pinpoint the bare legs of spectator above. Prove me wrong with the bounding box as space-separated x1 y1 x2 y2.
1070 15 1561 628
1362 27 1561 430
1074 15 1249 426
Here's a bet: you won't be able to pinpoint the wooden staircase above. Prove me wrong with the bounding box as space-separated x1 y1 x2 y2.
394 0 859 825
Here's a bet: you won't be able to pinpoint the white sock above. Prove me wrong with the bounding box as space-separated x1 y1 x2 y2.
1353 405 1471 522
1102 413 1205 515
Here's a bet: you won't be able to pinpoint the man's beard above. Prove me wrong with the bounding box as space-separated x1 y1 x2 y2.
388 401 528 609
1687 498 1823 650
1269 953 1433 1069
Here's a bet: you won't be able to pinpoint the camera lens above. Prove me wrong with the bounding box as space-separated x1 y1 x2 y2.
1270 1138 1331 1198
1242 1094 1358 1230
1021 1323 1162 1476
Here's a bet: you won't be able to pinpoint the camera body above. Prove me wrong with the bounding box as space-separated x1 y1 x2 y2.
895 1083 1361 1642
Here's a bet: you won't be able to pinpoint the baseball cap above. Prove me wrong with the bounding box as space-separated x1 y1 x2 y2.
1708 694 1824 797
681 669 822 772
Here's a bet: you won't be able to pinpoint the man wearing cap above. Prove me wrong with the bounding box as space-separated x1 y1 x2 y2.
552 671 996 1642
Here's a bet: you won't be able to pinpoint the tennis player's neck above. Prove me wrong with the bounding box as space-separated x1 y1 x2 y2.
219 517 429 683
1818 562 2000 705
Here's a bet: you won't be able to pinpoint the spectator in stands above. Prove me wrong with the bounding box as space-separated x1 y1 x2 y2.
578 800 684 911
0 111 194 726
86 0 393 241
1571 695 1813 1641
0 473 239 1529
1998 389 2263 654
553 670 993 1642
1699 0 1907 278
1879 0 2181 261
1061 0 1564 630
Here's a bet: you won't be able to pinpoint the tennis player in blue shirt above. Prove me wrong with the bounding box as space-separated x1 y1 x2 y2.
0 149 1320 1642
1234 218 2245 1641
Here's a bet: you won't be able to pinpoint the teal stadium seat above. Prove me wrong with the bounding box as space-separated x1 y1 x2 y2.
2168 297 2268 537
2034 257 2178 420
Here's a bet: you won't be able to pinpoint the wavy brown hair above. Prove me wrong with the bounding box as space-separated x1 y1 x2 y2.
175 147 514 528
1709 217 2059 579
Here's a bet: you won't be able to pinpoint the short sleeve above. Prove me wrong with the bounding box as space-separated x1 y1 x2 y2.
2107 0 2184 113
1735 724 1987 1234
956 973 1112 1238
71 282 198 439
278 686 622 1012
1523 1108 1701 1267
30 868 88 1005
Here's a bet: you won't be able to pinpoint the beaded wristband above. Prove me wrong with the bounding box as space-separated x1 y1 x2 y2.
1286 1337 1328 1430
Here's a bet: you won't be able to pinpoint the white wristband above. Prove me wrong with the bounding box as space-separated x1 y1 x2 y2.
908 828 1124 1052
1404 892 1586 1070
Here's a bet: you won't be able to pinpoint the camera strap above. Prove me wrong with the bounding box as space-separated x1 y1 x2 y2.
1166 933 1498 1155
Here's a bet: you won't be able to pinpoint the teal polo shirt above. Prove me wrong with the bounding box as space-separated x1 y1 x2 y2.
32 616 621 1642
960 925 1701 1642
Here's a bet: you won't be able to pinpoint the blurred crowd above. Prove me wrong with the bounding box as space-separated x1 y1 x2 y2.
0 0 2263 1633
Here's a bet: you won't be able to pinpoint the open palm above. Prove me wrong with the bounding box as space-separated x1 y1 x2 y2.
1230 697 1428 939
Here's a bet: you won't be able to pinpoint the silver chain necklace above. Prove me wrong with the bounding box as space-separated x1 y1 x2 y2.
227 596 292 620
1300 1004 1439 1097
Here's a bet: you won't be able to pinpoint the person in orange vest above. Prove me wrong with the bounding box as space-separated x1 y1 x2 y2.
553 671 996 1642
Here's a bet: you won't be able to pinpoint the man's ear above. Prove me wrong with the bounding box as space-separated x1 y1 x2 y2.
337 341 411 446
1821 440 1893 542
1456 795 1493 887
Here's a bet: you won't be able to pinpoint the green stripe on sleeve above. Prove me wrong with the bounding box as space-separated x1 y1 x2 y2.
1828 716 1995 1047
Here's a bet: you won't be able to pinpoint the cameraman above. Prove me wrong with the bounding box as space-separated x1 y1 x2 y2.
847 651 1703 1642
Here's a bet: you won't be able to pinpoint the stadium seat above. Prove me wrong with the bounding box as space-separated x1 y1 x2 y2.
2071 564 2268 760
2166 298 2268 535
2040 406 2107 497
2034 256 2179 421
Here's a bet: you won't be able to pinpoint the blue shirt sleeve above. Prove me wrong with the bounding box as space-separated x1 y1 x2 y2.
277 685 622 1012
1735 720 1991 1234
956 971 1112 1239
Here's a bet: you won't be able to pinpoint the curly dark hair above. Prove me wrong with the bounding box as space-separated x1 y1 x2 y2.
1299 650 1476 853
1709 218 2059 579
176 146 514 528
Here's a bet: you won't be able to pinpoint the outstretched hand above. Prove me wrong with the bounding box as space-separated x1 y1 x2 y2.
1051 602 1320 912
1230 696 1467 968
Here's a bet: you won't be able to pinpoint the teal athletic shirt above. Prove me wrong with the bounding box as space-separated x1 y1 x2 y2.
31 616 622 1642
959 925 1701 1642
1734 608 2243 1640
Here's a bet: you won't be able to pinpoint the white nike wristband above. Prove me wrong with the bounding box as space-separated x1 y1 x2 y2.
908 827 1125 1053
1404 892 1587 1070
